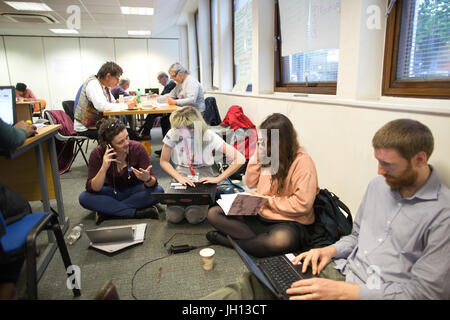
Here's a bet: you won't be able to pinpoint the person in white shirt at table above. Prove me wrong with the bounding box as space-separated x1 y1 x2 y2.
165 63 205 114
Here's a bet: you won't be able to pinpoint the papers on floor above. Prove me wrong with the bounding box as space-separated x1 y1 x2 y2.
89 223 147 254
216 192 268 216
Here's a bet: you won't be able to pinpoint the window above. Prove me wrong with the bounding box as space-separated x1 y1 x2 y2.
382 0 450 99
211 0 219 90
233 0 252 92
275 0 341 94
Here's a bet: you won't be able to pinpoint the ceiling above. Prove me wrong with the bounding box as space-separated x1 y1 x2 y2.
0 0 186 38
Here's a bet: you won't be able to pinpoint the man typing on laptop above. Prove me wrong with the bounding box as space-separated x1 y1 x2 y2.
202 119 450 300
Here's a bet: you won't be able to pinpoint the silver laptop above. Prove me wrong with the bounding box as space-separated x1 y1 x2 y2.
86 225 135 244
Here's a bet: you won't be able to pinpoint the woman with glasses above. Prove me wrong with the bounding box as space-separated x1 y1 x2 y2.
74 61 136 140
160 106 245 224
164 63 205 113
206 113 328 257
79 118 164 224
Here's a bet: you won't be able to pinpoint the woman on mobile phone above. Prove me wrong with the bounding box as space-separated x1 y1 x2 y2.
79 118 164 225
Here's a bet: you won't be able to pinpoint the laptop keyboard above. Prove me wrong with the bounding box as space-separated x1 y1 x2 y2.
258 256 301 294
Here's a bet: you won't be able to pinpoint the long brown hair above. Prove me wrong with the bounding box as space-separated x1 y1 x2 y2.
259 113 300 195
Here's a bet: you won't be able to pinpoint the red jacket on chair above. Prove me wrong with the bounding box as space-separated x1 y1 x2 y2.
220 105 257 160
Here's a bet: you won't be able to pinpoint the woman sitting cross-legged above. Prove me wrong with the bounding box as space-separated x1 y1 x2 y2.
206 113 329 257
160 106 245 225
79 118 164 224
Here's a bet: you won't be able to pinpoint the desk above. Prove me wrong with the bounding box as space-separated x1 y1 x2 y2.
0 124 68 281
104 104 179 131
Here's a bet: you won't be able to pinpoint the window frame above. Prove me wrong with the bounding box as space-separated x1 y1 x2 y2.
382 0 450 99
210 0 219 90
273 0 337 95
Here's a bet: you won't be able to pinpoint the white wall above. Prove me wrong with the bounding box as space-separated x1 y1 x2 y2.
147 38 180 89
0 35 180 109
0 38 10 85
207 93 450 216
3 36 51 104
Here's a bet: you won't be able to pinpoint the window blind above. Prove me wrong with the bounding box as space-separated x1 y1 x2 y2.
397 0 450 80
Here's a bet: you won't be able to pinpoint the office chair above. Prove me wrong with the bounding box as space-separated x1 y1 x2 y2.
62 100 92 153
45 110 89 172
0 210 81 299
62 100 75 122
32 99 47 119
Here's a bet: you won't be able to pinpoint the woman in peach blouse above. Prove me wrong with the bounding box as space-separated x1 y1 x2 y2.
206 113 328 257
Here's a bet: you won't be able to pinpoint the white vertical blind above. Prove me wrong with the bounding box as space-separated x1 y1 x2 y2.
278 0 309 56
279 0 340 56
309 0 341 51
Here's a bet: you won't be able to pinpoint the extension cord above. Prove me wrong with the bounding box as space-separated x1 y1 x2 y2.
168 244 196 254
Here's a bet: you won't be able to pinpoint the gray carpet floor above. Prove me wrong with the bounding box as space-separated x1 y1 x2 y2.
17 125 247 300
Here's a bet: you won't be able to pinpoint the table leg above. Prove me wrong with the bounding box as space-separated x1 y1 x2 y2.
48 137 68 232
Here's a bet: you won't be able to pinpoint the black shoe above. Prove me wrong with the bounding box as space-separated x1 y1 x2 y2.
95 212 107 225
206 231 233 248
135 205 159 219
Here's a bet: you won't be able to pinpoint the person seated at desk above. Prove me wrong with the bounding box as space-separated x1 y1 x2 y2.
74 61 136 140
0 117 37 299
0 118 37 148
15 83 36 102
206 113 327 258
165 63 205 114
110 77 130 100
202 119 450 300
139 71 176 141
78 118 164 225
160 106 245 225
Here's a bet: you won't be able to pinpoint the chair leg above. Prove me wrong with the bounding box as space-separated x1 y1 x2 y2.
50 215 81 297
26 236 38 300
78 141 89 166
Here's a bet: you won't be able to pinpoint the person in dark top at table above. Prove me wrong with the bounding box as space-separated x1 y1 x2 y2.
139 71 176 141
0 118 37 148
110 77 131 100
0 117 37 299
78 118 164 225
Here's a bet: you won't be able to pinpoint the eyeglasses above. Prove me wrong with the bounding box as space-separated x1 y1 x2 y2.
108 121 120 129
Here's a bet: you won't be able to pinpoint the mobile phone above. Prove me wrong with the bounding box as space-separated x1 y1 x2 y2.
107 144 116 159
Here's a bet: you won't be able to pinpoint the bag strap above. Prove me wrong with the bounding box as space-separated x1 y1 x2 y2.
323 189 353 225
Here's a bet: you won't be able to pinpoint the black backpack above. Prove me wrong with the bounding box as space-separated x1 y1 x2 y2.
313 189 353 244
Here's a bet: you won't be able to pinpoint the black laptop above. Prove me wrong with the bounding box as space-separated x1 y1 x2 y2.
228 235 315 300
153 182 217 206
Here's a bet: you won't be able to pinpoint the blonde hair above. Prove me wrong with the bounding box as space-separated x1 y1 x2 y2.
170 106 208 134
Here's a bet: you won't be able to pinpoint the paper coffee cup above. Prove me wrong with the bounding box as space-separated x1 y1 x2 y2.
200 248 215 271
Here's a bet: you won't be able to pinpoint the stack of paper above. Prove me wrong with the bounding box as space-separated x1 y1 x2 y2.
217 192 268 216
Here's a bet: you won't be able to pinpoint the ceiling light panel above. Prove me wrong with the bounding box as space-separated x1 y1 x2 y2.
121 7 154 15
4 1 53 11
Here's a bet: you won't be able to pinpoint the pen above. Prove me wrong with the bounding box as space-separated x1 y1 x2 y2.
157 266 162 283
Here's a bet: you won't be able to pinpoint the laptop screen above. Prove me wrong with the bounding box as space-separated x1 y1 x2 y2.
228 236 279 297
0 86 16 125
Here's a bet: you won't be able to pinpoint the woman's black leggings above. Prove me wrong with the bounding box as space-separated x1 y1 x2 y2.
207 206 317 258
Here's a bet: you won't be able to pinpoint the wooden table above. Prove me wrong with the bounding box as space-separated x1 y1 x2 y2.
0 124 68 281
104 104 179 131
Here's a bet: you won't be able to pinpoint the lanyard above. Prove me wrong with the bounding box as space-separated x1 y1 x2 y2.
183 138 195 176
